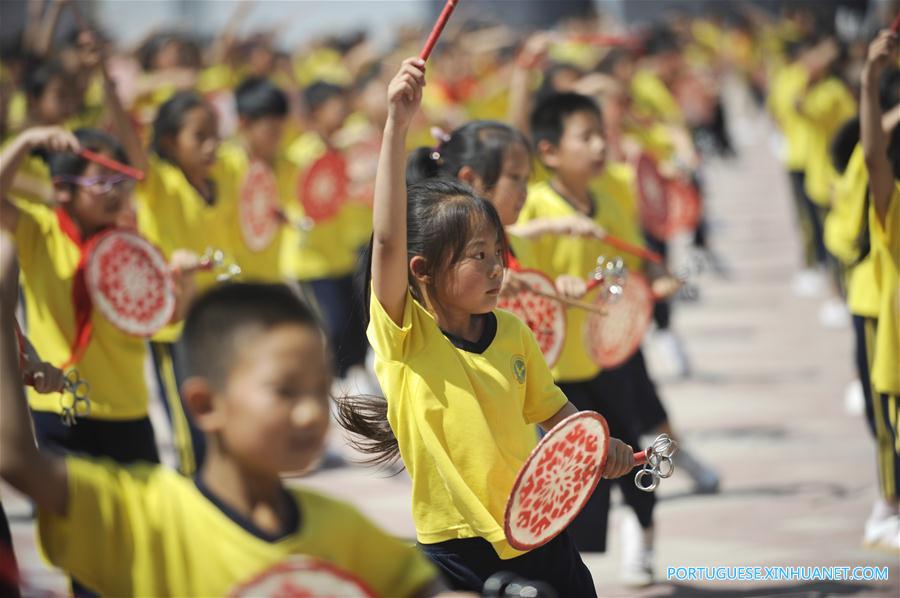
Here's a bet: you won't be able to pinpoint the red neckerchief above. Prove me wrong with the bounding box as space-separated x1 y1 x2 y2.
504 233 522 272
55 208 104 368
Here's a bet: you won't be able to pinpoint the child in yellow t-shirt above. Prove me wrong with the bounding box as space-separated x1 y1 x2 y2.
0 241 444 596
338 58 635 595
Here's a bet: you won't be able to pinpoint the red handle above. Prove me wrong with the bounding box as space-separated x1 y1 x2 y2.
586 277 602 291
634 450 648 466
79 149 145 181
420 0 460 62
603 235 662 264
891 14 900 33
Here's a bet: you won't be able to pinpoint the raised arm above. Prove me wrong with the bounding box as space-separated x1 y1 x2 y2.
0 126 80 232
860 29 898 225
371 58 426 325
0 234 69 516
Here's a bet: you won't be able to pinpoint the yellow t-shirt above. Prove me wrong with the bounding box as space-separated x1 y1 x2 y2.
824 144 879 317
870 182 900 395
767 63 811 171
281 132 361 281
217 141 293 283
507 232 539 270
630 69 684 126
0 136 53 204
13 202 149 419
517 179 646 382
38 458 436 597
368 290 567 559
800 77 857 206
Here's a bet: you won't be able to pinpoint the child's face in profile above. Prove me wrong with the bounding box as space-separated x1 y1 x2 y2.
242 116 285 164
484 142 531 226
170 106 219 179
313 95 350 138
434 219 505 315
552 110 607 180
218 323 331 477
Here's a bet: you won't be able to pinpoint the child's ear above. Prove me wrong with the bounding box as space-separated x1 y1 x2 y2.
537 140 560 169
457 165 483 193
409 256 431 284
181 377 225 432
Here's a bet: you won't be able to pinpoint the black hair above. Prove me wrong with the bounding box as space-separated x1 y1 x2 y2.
406 121 531 192
339 178 508 466
235 77 289 120
530 92 603 148
830 118 860 174
21 58 69 100
150 90 211 162
45 128 128 179
136 31 200 71
303 81 346 113
643 26 680 57
535 62 584 102
182 283 320 390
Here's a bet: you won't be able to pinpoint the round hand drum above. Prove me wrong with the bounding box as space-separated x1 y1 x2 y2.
85 229 176 337
636 153 670 241
298 150 349 223
497 269 566 368
505 412 678 551
664 177 701 236
239 161 280 252
584 271 653 369
230 556 375 597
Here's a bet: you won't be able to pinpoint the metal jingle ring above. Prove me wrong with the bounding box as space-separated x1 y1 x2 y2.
655 455 675 478
634 467 659 492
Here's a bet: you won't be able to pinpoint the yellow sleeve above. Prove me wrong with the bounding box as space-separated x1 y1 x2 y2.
824 145 868 265
366 289 426 363
870 184 900 395
520 321 569 424
12 200 55 272
37 458 158 596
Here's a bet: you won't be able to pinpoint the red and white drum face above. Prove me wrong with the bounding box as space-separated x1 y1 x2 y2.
240 161 281 252
230 556 375 598
85 229 175 337
636 153 670 240
505 411 609 550
497 270 566 368
584 271 653 368
664 178 701 236
298 151 349 223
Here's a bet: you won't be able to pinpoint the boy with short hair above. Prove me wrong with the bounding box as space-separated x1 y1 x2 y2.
0 253 444 596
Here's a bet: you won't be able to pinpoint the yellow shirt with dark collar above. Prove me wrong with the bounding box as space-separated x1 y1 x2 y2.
800 77 857 206
518 178 646 382
281 132 360 281
13 201 149 419
136 154 241 342
217 141 293 283
870 182 900 395
368 290 567 559
767 63 811 171
38 457 436 597
824 144 879 318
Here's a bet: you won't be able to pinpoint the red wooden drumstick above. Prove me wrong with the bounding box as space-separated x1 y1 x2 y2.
420 0 460 62
891 14 900 33
79 149 145 181
602 235 663 264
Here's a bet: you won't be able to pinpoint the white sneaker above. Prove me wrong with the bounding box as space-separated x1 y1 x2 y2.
843 379 865 416
620 511 655 586
864 515 900 553
651 329 691 378
792 269 826 298
819 298 851 329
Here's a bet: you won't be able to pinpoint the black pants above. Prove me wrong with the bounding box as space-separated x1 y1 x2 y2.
788 170 826 267
309 274 368 378
627 349 669 433
31 411 159 464
645 233 671 330
419 532 596 596
559 368 656 552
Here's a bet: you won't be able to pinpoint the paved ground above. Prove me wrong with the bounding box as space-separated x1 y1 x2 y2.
3 85 899 596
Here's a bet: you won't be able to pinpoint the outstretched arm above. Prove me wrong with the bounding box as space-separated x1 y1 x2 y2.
371 58 426 325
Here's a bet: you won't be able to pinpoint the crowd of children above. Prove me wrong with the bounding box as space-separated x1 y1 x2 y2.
0 0 897 595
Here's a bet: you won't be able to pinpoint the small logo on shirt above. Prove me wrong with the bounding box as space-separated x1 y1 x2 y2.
511 355 526 384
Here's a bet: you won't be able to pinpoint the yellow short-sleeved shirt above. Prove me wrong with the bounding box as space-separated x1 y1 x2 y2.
767 63 811 171
368 290 567 559
824 145 879 317
281 132 361 281
217 141 293 282
870 182 900 395
38 458 436 597
507 232 539 270
0 136 53 204
517 178 646 382
630 69 685 126
800 77 857 206
13 202 149 419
